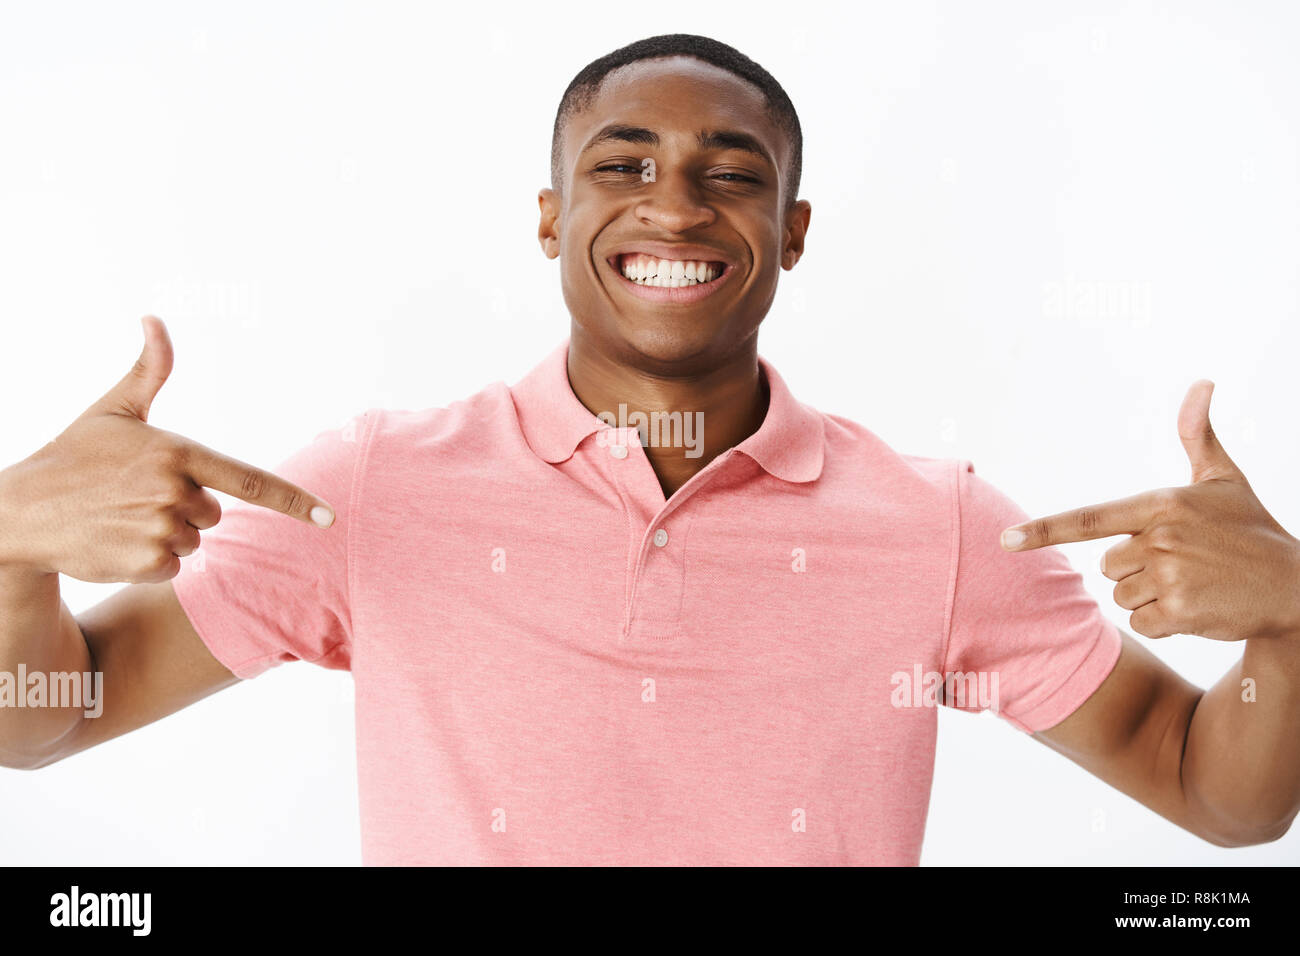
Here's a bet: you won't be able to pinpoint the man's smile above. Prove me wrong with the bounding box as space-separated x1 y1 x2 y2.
603 240 739 304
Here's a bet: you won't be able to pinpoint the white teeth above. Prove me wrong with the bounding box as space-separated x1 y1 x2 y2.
619 254 721 286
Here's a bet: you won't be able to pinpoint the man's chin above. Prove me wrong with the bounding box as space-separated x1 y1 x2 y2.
603 321 734 371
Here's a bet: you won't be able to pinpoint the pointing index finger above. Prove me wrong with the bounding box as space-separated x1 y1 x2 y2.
1000 490 1158 551
179 439 335 528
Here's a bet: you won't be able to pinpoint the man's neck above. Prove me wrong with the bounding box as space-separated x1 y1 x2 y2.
565 332 769 499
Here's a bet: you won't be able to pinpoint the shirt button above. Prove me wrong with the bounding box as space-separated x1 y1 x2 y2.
653 528 669 547
609 444 629 459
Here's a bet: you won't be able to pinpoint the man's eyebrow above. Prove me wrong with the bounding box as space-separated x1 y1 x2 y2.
696 129 772 166
582 124 661 153
580 124 775 167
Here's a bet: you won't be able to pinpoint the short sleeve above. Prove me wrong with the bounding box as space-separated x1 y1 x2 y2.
941 459 1122 733
169 410 375 679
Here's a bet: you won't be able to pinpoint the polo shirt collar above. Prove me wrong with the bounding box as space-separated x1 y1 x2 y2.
510 340 824 484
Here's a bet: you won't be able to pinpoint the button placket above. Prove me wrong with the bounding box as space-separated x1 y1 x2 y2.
600 426 663 640
619 450 736 642
623 511 690 641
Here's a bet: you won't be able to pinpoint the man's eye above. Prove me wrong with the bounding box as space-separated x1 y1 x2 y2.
593 165 760 184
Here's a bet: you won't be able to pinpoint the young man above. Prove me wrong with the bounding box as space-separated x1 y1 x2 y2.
1 34 1298 865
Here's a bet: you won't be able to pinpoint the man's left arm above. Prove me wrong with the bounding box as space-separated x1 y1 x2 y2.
1033 627 1300 846
1005 379 1300 847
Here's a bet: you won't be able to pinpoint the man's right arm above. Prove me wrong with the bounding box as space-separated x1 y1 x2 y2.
0 314 338 769
0 566 237 768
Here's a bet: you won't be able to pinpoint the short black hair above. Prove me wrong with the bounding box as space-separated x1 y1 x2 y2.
550 34 803 209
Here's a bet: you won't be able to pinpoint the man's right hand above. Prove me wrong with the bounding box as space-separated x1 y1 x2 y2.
0 315 335 584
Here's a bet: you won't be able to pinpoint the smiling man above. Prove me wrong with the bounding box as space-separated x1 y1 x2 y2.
1 33 1298 865
541 41 808 498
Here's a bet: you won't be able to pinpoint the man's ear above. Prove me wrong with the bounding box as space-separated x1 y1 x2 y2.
781 199 811 270
538 188 561 259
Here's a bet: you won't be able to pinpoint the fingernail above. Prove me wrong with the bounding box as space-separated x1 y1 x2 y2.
1001 529 1026 549
310 505 334 528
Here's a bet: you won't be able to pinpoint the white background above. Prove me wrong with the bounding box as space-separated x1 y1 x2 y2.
1 0 1297 865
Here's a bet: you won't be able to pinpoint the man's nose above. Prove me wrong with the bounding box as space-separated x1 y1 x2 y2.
634 172 716 233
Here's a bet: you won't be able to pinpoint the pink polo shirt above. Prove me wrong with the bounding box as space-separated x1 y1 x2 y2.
170 340 1121 865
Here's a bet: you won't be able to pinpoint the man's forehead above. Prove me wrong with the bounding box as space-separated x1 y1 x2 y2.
567 57 779 154
596 56 766 105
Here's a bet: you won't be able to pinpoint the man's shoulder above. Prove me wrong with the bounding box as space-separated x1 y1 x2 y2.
817 408 961 496
354 378 522 467
813 406 1033 537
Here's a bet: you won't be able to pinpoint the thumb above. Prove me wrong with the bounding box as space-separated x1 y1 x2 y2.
1177 378 1244 483
90 315 175 422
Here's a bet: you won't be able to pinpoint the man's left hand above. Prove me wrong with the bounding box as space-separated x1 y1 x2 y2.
1000 380 1300 642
